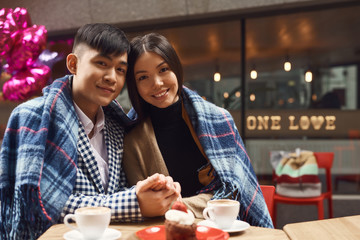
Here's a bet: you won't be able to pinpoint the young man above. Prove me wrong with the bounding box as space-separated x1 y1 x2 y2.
0 23 180 239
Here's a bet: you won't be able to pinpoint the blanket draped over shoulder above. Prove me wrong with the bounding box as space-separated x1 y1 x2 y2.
0 76 78 239
128 86 273 228
181 87 272 228
0 75 132 239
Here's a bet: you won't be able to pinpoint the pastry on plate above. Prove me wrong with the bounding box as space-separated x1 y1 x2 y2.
165 201 197 240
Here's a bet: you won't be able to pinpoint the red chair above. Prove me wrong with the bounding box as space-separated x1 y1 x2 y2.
273 152 334 228
260 185 275 224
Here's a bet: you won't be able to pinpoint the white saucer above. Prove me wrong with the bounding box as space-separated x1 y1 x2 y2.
63 228 121 240
197 219 250 233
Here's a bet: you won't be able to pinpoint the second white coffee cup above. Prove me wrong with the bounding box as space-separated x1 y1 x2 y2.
203 199 240 229
64 206 111 240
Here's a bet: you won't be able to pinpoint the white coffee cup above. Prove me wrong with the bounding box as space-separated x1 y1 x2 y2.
203 199 240 229
64 206 111 240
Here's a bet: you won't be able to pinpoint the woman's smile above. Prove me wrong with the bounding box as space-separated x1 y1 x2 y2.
153 89 169 98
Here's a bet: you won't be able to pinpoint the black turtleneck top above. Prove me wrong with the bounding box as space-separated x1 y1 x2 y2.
149 99 208 197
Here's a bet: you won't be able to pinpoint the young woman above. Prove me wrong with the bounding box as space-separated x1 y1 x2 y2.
123 33 273 228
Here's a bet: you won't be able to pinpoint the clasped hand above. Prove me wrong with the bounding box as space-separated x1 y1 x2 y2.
136 173 181 217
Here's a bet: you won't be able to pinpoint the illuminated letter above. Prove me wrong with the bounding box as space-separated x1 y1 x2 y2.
247 116 256 130
270 116 281 130
289 116 299 130
325 116 336 130
299 116 310 130
257 116 269 130
310 116 324 130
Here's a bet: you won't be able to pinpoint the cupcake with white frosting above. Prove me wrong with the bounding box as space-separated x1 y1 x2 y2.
165 201 197 240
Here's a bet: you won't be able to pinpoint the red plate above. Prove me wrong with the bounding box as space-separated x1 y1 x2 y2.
136 225 229 240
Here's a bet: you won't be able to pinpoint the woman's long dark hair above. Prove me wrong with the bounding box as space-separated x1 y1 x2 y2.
126 33 183 121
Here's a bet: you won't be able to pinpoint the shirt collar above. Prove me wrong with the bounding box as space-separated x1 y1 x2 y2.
73 101 105 136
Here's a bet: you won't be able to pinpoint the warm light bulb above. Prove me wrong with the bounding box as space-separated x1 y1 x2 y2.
250 94 256 101
284 61 291 71
305 70 312 82
223 92 229 99
235 91 241 98
214 72 221 82
250 70 257 80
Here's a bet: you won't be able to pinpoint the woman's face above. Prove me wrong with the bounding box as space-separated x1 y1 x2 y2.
134 51 179 108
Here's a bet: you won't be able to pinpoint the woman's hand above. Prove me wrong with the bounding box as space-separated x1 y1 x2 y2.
136 173 182 217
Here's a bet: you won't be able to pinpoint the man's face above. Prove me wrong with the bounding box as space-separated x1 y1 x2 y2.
69 44 128 118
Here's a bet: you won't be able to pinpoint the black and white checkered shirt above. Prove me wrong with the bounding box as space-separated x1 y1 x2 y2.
61 113 142 222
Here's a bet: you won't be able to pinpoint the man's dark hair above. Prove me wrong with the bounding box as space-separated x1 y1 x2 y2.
73 23 129 56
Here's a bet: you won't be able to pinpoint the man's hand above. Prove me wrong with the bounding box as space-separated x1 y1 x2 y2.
136 173 181 217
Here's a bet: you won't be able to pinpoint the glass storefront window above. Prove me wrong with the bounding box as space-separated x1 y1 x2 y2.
244 65 358 111
313 65 357 110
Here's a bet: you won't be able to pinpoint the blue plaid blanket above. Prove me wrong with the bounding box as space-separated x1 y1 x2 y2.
0 76 78 239
181 87 273 228
0 75 132 239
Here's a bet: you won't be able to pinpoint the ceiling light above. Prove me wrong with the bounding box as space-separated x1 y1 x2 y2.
214 58 221 82
214 72 221 82
250 70 257 80
250 65 257 80
305 70 313 82
284 55 291 71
